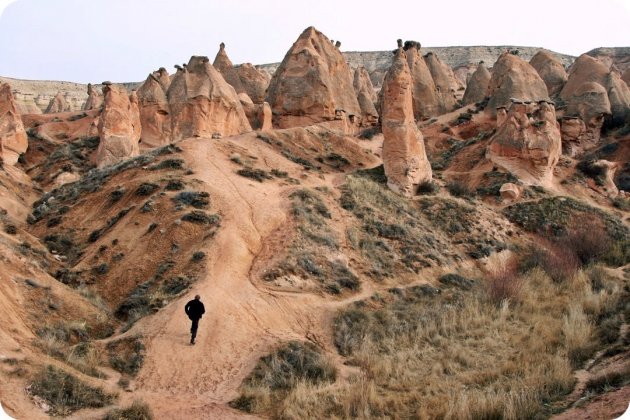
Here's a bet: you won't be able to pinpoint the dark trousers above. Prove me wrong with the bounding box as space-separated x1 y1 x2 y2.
190 318 200 340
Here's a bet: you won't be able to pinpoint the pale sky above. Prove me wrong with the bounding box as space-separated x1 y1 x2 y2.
0 0 629 84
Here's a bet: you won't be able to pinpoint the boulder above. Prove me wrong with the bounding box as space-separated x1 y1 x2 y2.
353 66 378 123
45 91 71 113
82 83 103 111
266 26 361 128
486 100 561 185
486 52 550 115
462 61 491 105
381 47 432 196
0 83 28 165
560 54 609 102
529 50 568 97
167 56 251 141
404 42 440 119
592 160 619 197
96 85 141 168
424 52 459 113
499 183 521 201
137 67 172 148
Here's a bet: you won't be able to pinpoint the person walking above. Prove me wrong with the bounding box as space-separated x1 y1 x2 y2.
184 295 205 345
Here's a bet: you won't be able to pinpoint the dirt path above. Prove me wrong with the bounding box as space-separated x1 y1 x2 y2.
124 136 336 418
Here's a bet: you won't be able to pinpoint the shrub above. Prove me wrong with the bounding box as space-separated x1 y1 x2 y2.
584 366 630 394
107 336 145 376
29 365 114 415
191 251 206 261
149 159 185 170
181 211 220 225
172 191 210 209
447 180 474 197
439 273 475 290
105 400 153 420
358 127 378 140
484 266 523 305
237 168 273 182
110 188 125 203
165 180 185 191
416 180 439 195
4 224 17 234
135 183 159 196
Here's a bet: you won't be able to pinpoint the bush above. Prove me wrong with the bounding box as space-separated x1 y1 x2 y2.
416 180 439 195
105 400 153 420
181 211 220 225
172 191 210 209
237 168 273 182
484 266 523 305
584 367 630 394
447 180 474 197
439 273 475 290
165 180 185 191
135 183 159 196
29 365 114 415
191 251 206 261
149 159 185 170
4 224 17 235
107 336 145 376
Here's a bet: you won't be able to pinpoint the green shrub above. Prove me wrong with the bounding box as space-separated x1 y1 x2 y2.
181 211 220 225
105 400 153 420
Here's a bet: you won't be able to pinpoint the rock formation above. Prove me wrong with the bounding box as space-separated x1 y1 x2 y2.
380 47 432 196
137 68 172 148
486 100 561 185
623 68 630 87
82 83 103 111
462 61 491 105
213 44 270 105
403 42 440 119
0 83 28 165
96 84 141 168
499 183 521 201
167 56 251 141
353 66 378 123
560 54 609 101
529 50 568 97
45 91 71 113
486 52 550 115
424 52 459 113
239 93 272 131
605 71 630 125
266 26 361 129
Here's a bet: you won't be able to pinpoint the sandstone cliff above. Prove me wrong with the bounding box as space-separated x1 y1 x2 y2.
0 82 28 165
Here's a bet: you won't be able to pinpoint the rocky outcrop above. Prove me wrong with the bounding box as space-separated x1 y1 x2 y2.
381 47 432 196
486 52 550 115
266 26 361 129
562 82 610 155
499 183 521 201
605 71 630 125
353 66 378 123
0 83 28 165
239 93 272 131
560 54 610 101
167 56 251 141
424 52 459 113
45 92 71 113
213 43 270 105
462 61 491 105
530 50 568 97
404 42 440 119
486 100 561 185
82 83 103 111
623 68 630 87
96 84 141 168
137 68 172 148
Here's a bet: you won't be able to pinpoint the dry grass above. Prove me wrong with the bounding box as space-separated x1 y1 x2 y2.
253 267 628 419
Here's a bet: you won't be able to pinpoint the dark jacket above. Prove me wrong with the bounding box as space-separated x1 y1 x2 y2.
185 299 205 320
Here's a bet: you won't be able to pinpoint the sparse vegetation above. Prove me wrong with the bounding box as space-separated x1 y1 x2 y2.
181 211 220 225
107 336 145 376
29 365 114 415
237 168 273 182
172 191 210 209
230 341 336 414
105 400 154 420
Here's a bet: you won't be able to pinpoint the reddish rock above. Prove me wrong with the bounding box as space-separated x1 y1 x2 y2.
266 26 361 129
605 71 630 124
486 52 549 115
353 66 378 123
45 91 71 113
424 52 459 113
82 83 103 111
499 183 521 201
239 93 272 131
623 68 630 87
235 63 270 105
486 100 561 185
404 42 440 119
381 47 432 196
0 83 28 165
462 61 491 105
137 67 172 148
96 85 141 168
167 56 251 141
529 50 568 97
560 54 609 102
